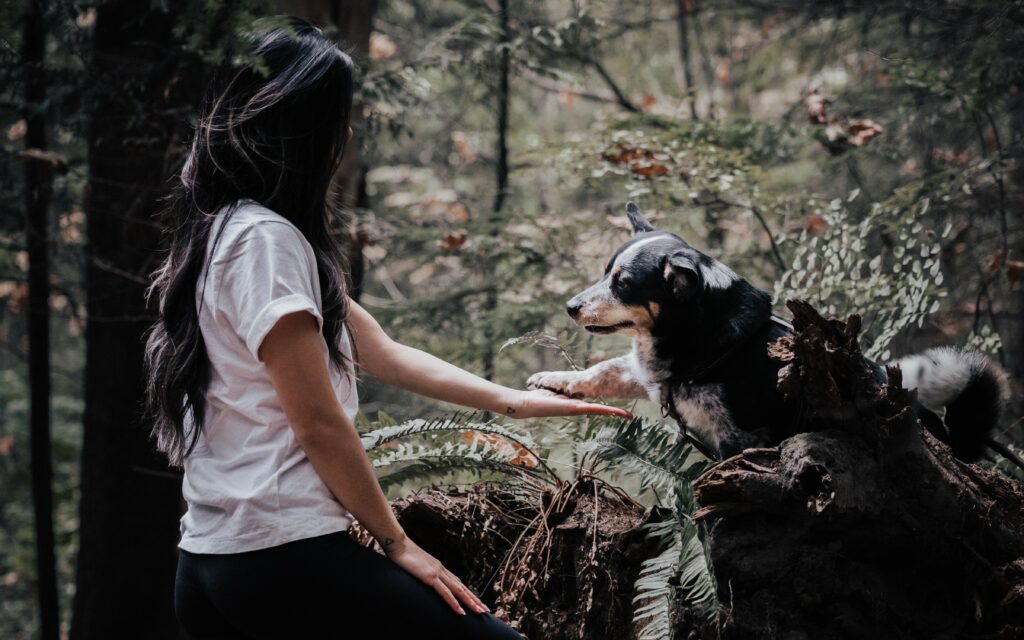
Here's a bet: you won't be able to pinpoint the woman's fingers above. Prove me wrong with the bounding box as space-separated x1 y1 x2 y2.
518 390 632 420
572 400 632 419
442 569 489 613
432 577 465 616
538 396 632 419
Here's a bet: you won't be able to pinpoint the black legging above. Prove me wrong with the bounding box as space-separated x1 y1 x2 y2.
175 531 521 639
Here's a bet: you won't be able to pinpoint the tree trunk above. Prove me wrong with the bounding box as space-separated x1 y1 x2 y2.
481 0 511 385
23 0 60 637
676 0 699 121
71 3 198 638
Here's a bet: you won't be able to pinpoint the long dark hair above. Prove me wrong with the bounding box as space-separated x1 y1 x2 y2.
144 17 355 466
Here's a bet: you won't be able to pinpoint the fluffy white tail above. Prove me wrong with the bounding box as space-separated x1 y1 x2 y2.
893 347 1008 462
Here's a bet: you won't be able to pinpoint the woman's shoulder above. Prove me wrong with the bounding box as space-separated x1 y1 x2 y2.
220 199 301 235
212 200 312 260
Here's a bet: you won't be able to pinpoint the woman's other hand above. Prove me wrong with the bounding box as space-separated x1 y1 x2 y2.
502 389 632 420
385 537 489 616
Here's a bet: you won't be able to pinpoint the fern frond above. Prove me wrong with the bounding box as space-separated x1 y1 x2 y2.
373 441 547 491
578 418 708 495
376 456 544 491
632 518 683 639
360 412 537 452
581 419 718 638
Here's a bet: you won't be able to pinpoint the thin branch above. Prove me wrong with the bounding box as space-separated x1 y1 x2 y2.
749 204 787 272
713 198 787 273
522 70 639 110
586 57 640 113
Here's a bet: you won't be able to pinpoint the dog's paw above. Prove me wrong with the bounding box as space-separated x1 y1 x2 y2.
526 371 586 398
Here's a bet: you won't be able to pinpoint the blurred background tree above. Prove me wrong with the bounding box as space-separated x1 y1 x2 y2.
0 0 1021 637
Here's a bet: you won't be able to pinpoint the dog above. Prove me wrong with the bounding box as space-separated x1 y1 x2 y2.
527 202 1009 462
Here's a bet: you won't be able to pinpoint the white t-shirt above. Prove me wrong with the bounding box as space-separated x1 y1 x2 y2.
178 200 358 554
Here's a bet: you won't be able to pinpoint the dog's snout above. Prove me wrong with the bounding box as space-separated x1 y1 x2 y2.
566 300 582 318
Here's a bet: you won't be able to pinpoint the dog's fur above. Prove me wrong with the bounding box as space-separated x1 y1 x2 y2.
528 202 1009 461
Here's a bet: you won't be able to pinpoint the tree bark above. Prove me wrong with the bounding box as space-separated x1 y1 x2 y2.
481 0 511 385
692 301 1024 639
23 0 60 637
380 481 652 640
71 3 198 638
675 0 700 121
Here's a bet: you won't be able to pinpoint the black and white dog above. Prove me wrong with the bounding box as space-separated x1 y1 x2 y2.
527 202 1009 462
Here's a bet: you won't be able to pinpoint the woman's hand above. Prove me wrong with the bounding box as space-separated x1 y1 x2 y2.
503 388 632 420
385 536 489 616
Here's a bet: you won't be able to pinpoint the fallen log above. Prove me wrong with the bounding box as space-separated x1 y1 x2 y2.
386 301 1024 639
695 301 1024 639
381 479 653 640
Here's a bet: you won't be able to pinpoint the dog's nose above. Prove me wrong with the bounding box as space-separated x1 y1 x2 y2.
566 301 582 318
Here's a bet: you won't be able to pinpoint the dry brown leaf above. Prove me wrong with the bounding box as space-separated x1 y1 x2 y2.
805 214 829 235
639 94 657 111
987 251 1005 273
601 143 671 180
439 230 467 252
847 119 883 146
0 435 12 456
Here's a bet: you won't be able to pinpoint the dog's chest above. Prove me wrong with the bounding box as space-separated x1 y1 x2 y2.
631 338 740 449
670 384 732 440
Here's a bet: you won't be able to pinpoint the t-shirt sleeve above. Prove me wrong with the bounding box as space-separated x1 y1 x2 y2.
216 221 323 361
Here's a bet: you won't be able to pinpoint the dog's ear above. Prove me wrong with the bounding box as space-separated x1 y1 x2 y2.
663 251 701 300
625 201 655 235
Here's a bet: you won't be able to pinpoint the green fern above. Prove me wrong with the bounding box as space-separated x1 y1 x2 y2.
580 416 719 639
578 417 710 496
358 412 554 493
360 411 539 452
372 440 549 489
633 516 682 639
376 453 546 491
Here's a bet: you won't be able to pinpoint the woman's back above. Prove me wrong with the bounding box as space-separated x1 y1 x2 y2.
179 200 358 554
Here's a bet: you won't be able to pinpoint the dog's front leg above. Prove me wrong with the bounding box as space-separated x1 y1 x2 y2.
527 355 647 400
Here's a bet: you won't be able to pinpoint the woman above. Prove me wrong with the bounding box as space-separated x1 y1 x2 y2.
144 17 629 639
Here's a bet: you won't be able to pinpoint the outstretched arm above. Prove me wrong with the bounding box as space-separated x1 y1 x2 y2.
347 300 631 420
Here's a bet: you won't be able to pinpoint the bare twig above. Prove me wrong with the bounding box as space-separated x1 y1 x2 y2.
587 57 640 113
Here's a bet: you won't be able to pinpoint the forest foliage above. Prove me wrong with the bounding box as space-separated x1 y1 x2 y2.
2 0 1023 638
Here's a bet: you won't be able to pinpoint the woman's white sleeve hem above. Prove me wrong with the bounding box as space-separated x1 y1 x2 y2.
244 293 324 360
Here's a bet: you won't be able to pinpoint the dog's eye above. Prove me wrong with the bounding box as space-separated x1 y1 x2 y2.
613 271 631 290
